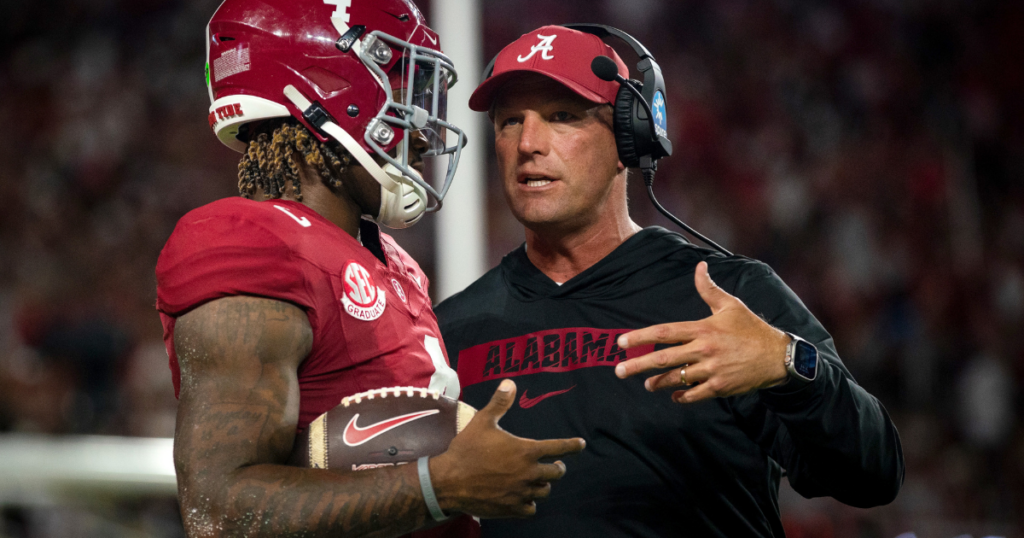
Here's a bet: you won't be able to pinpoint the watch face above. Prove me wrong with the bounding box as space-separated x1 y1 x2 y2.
794 339 818 380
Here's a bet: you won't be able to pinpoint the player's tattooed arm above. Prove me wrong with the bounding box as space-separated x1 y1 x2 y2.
173 296 432 538
175 296 586 536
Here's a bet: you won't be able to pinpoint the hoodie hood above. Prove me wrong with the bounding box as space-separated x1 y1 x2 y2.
500 227 697 302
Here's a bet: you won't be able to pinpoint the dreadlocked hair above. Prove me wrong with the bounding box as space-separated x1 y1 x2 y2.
237 120 352 201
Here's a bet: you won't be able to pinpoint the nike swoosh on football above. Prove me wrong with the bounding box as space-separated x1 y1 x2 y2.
342 409 440 447
519 386 576 409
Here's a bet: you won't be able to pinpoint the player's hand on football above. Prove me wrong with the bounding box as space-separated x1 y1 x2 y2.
429 379 585 518
613 261 790 403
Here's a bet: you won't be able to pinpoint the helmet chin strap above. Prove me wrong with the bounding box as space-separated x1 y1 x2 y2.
377 156 428 228
283 85 428 229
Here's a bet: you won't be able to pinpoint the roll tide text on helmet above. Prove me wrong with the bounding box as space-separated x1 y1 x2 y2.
206 0 467 228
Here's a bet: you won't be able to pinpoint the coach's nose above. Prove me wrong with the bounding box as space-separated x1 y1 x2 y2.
517 112 551 158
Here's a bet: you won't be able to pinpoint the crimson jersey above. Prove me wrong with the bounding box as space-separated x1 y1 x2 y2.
156 197 460 430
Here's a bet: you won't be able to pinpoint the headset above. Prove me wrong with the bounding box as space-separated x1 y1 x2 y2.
482 24 732 256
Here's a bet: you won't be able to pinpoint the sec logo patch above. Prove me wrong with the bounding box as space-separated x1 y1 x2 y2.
341 261 386 321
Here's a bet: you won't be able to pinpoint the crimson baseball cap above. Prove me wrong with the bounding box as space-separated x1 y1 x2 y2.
469 25 630 112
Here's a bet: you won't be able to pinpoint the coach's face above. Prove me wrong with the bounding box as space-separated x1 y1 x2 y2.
492 74 625 234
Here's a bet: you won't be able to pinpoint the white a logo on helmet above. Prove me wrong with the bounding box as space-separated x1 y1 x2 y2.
325 0 353 34
341 261 387 321
517 34 557 62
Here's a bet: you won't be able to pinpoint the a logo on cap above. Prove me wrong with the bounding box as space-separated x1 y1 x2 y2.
517 34 557 62
652 91 668 139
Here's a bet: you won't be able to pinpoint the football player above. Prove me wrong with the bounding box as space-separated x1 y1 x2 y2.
156 2 584 536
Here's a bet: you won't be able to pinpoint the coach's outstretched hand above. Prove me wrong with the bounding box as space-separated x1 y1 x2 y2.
614 261 792 403
430 379 585 518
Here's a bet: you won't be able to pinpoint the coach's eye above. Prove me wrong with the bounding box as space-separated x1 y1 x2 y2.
551 111 574 122
500 116 521 128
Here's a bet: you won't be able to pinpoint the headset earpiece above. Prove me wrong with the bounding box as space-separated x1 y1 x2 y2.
613 81 641 168
561 24 671 167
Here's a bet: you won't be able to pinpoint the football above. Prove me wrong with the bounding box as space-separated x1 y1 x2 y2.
290 387 477 472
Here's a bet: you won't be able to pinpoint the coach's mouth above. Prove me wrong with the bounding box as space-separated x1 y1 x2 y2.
517 172 558 188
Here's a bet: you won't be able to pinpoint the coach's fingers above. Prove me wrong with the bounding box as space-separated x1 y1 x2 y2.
672 381 718 404
694 261 739 315
644 362 709 392
615 348 679 379
616 340 712 379
617 320 702 350
478 379 517 425
531 437 586 460
643 369 681 391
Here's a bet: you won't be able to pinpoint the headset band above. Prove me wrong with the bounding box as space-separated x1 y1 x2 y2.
482 23 657 82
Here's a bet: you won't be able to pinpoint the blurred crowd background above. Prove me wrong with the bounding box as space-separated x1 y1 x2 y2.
0 0 1021 536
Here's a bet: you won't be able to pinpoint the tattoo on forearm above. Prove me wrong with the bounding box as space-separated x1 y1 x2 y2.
174 296 428 537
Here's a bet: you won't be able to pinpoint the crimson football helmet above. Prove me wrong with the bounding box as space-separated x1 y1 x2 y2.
206 0 466 228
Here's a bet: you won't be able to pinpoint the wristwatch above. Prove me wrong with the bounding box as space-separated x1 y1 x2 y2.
783 333 818 384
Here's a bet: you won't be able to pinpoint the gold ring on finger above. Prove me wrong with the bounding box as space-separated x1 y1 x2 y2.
679 367 687 386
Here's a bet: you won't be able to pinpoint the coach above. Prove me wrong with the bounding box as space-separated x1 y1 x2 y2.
435 25 903 537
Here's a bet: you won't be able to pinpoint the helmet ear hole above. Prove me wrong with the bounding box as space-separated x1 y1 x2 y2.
613 82 640 168
302 67 352 94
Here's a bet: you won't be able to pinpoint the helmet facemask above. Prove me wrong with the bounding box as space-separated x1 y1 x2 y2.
312 31 466 229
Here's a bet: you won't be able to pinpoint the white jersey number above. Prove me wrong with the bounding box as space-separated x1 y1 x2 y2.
424 335 460 399
274 205 311 227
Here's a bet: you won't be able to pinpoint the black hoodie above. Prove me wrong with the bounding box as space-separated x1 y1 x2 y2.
435 227 903 537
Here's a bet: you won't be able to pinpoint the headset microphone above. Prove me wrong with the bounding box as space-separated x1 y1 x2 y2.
590 54 732 256
590 54 623 83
